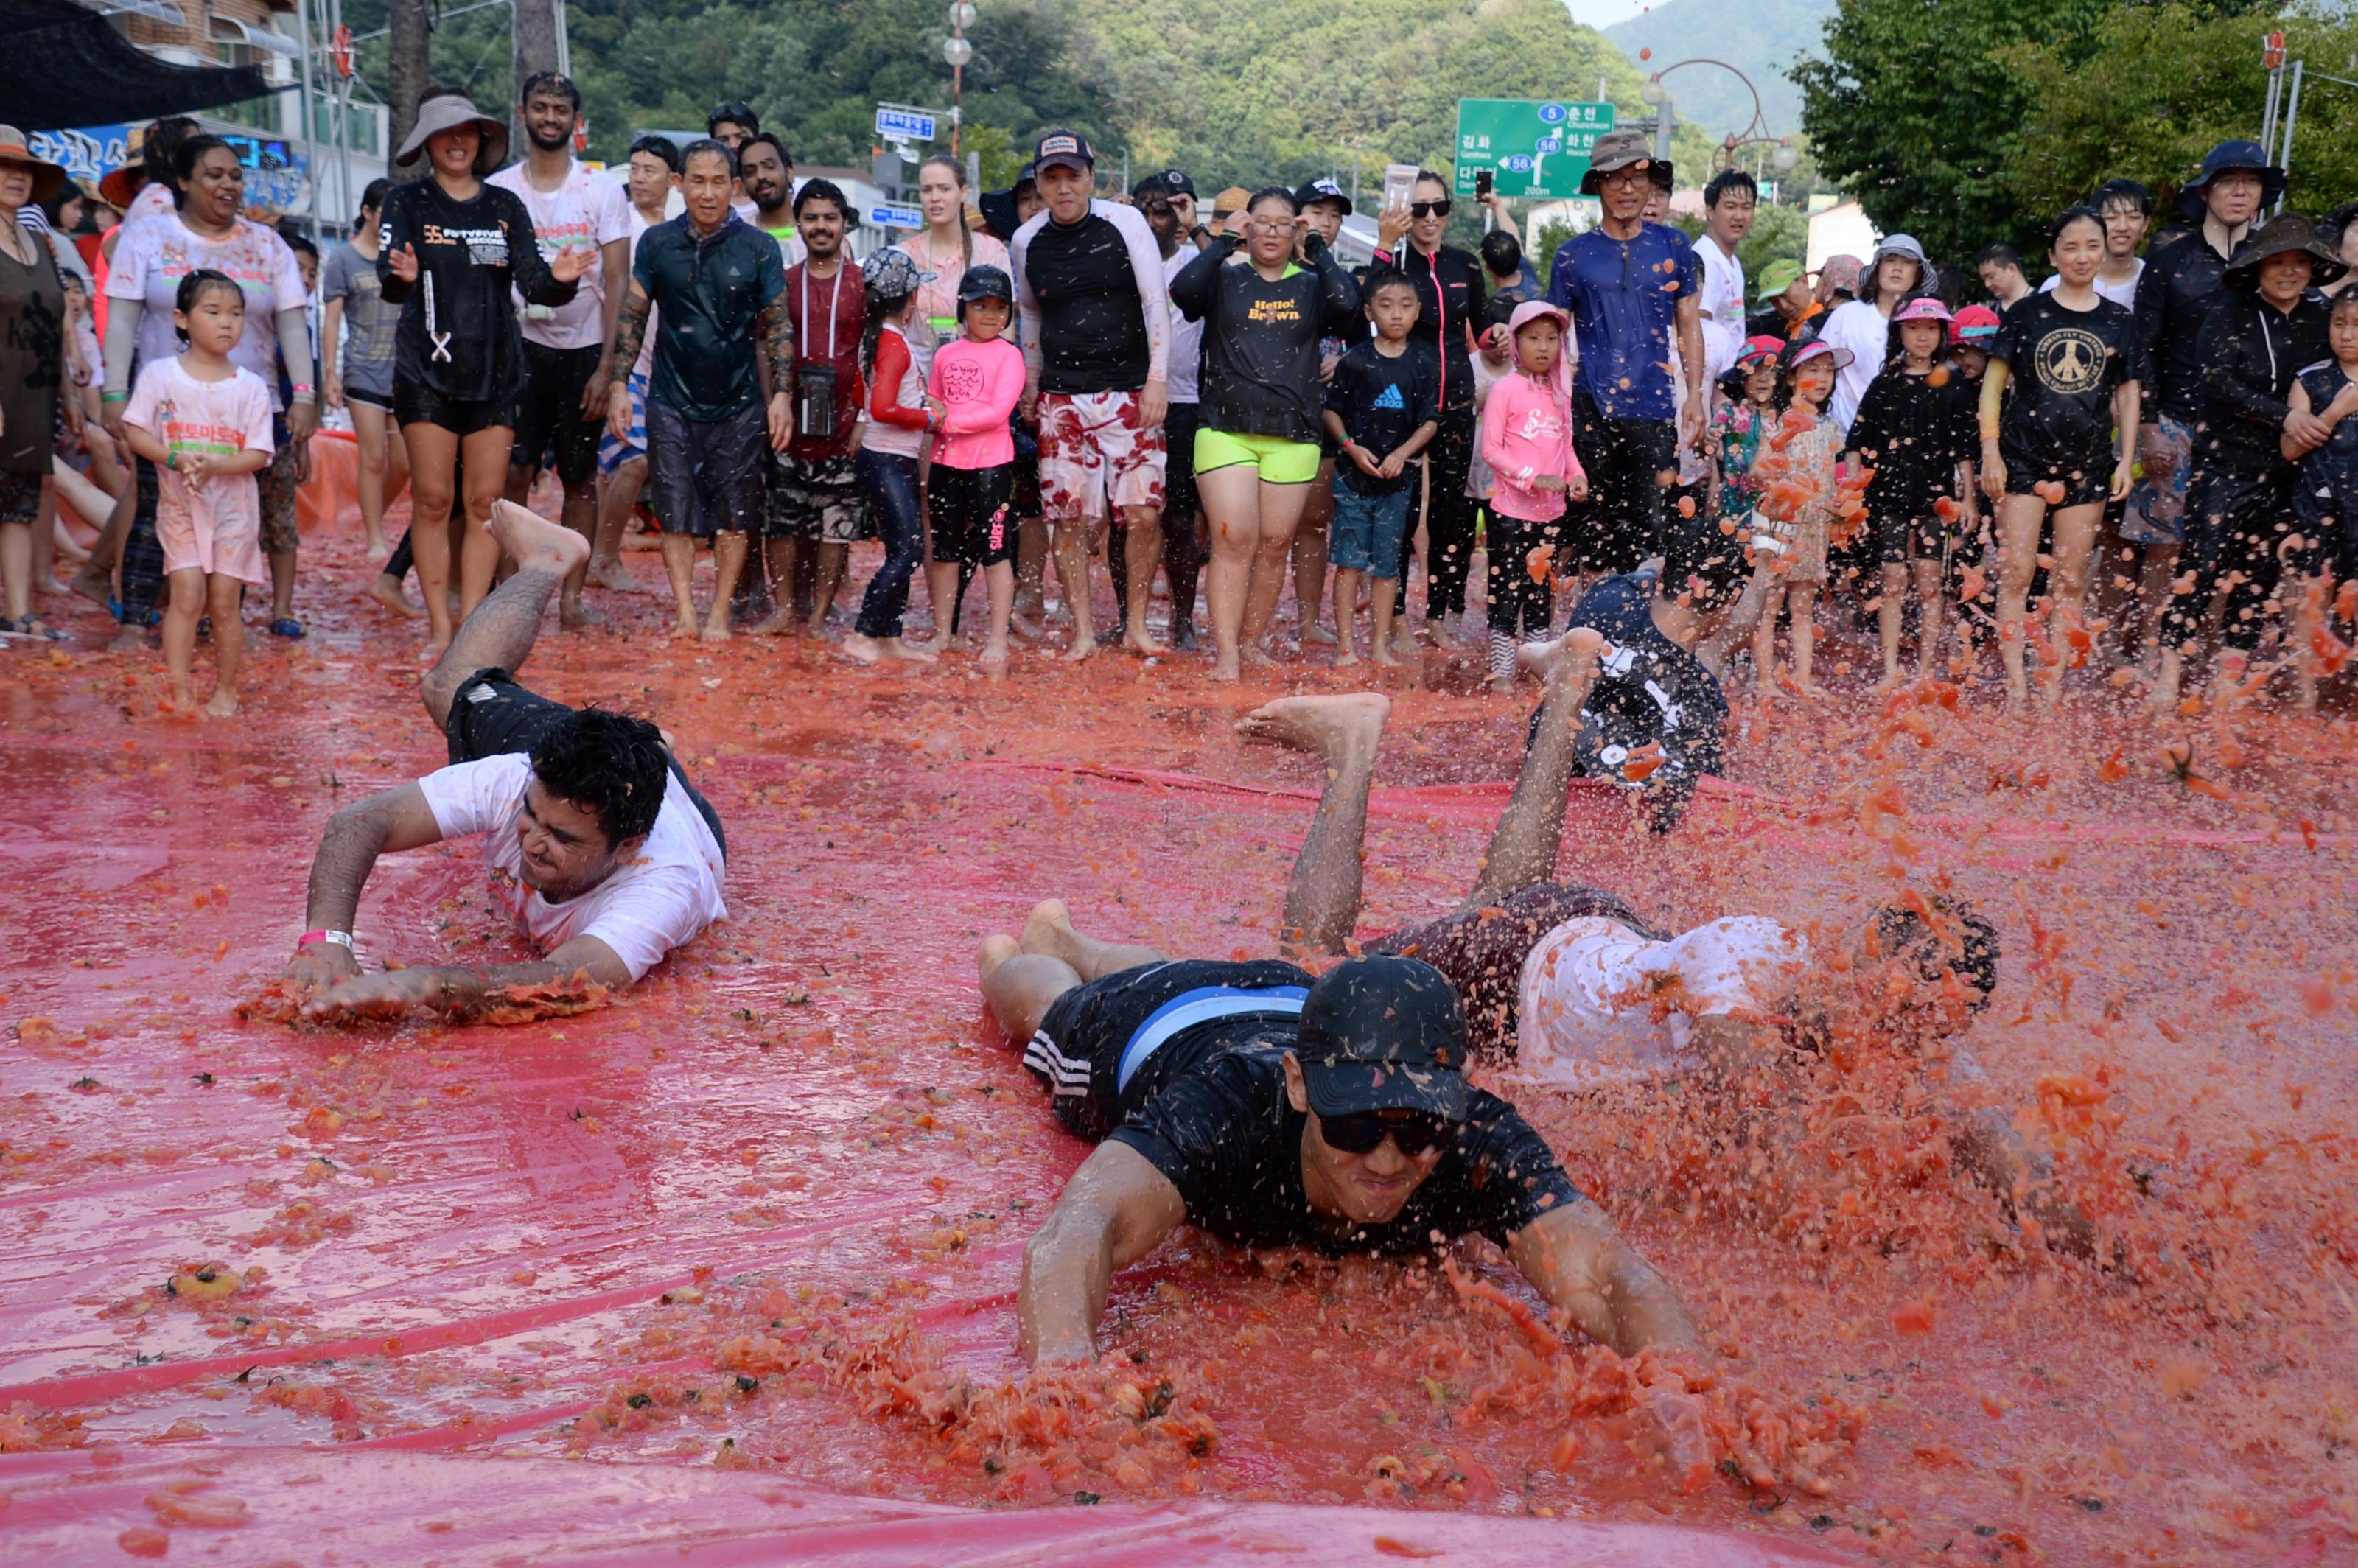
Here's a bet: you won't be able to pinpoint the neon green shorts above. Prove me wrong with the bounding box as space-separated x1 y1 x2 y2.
1194 427 1322 486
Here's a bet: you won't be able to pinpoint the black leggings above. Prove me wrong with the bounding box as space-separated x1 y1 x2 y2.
1484 508 1558 640
1402 405 1478 616
2163 463 2301 653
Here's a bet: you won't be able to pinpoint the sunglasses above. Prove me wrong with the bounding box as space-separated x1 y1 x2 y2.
1409 200 1452 219
1318 1107 1455 1156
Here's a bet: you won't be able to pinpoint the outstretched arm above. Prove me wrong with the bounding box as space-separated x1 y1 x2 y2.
295 934 630 1025
1018 1141 1188 1365
281 783 448 998
1507 1198 1701 1356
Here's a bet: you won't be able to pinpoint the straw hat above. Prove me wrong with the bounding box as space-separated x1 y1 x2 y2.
2222 212 2348 293
0 126 67 206
395 91 509 175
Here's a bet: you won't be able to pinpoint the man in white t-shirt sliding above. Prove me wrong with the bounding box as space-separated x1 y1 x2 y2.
488 73 632 631
282 503 726 1022
1049 628 2086 1251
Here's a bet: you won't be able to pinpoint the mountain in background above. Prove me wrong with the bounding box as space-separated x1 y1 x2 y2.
1603 0 1835 139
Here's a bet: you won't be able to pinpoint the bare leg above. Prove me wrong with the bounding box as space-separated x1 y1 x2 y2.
1462 629 1603 907
1121 504 1165 654
808 542 850 637
421 500 590 732
982 559 1015 665
588 455 646 590
1334 565 1364 665
923 556 962 652
161 567 205 710
455 427 514 623
404 421 461 655
2039 502 2104 707
1201 464 1259 680
1238 478 1312 659
1051 518 1099 659
658 533 701 637
1877 560 1908 687
71 478 136 609
979 935 1081 1048
1789 582 1820 694
1235 692 1393 957
203 572 243 718
752 536 801 634
1994 494 2046 711
351 400 394 553
1372 575 1401 667
1018 897 1172 979
1914 557 1946 679
1294 463 1335 644
704 530 747 643
550 473 602 627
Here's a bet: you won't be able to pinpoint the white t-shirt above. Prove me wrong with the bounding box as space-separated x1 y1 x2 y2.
106 214 307 407
1515 915 1806 1091
1819 298 1893 434
1694 233 1747 388
122 357 274 579
1161 242 1203 404
416 752 727 983
487 158 632 350
2039 260 2144 312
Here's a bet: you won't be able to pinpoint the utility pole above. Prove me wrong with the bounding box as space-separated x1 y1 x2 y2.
513 0 561 153
387 0 432 183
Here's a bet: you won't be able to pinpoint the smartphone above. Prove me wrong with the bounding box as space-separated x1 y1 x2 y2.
1474 169 1493 200
1383 163 1418 212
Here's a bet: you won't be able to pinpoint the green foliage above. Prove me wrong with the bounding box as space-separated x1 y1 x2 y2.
1793 0 2116 259
2002 7 2358 222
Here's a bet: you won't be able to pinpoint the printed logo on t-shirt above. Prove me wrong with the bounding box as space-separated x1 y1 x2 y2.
421 223 511 267
1371 382 1406 410
1247 295 1301 325
940 357 987 402
2034 329 2107 395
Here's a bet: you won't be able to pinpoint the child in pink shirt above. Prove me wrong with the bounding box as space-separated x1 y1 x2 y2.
924 265 1026 664
120 269 276 718
1478 300 1588 690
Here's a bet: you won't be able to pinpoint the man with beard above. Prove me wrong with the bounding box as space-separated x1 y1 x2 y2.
738 133 805 269
487 73 632 629
758 180 868 637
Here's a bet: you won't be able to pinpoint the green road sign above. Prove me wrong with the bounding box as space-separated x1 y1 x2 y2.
1453 99 1617 200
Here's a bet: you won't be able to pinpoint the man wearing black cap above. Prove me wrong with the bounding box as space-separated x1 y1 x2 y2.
1545 128 1707 585
2132 140 2281 651
1011 130 1173 660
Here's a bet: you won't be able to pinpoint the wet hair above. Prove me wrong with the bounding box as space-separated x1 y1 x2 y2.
2327 287 2358 323
276 221 317 261
1480 228 1523 278
172 268 244 343
1246 184 1298 215
791 178 847 219
2047 204 2105 249
528 707 670 848
920 153 974 267
707 102 758 138
141 116 199 190
1413 169 1451 192
2091 178 2153 218
1367 272 1421 309
742 133 791 174
679 139 737 181
628 135 680 175
170 135 237 211
1872 899 2001 1013
1660 511 1748 613
517 71 581 111
1976 241 2023 273
1704 169 1758 209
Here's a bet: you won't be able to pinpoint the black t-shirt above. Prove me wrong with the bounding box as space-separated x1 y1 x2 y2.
1024 212 1150 394
1323 339 1440 495
1990 291 2144 466
1847 365 1978 517
1565 570 1728 831
1109 1045 1582 1254
377 180 577 404
1364 243 1485 413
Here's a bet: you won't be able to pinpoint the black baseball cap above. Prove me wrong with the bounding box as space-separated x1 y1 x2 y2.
1131 172 1172 205
1158 169 1197 199
1295 956 1470 1121
1293 177 1352 215
1032 130 1094 174
956 263 1015 317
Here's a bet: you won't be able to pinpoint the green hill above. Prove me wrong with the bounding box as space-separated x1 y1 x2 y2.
1604 0 1835 138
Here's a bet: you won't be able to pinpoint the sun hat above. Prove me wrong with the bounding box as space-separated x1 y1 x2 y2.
1816 255 1863 301
1579 128 1672 195
2177 139 2287 223
2222 212 2348 293
1735 332 1785 365
1892 295 1953 325
1949 304 2001 344
395 90 508 175
1784 333 1854 373
1755 258 1805 300
860 246 937 298
1871 233 1928 267
0 127 67 206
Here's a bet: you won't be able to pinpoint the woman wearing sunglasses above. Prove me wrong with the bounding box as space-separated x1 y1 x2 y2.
1366 172 1486 654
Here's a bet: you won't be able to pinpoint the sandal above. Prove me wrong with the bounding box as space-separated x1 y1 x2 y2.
0 616 63 642
270 618 305 639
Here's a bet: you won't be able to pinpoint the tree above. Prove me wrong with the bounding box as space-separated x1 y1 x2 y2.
2002 7 2358 223
1791 0 2114 260
385 0 431 183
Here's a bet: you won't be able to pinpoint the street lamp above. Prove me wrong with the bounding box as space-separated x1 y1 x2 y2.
1642 57 1797 175
944 2 973 154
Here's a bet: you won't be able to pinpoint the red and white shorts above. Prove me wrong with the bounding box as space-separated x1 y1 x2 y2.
1038 389 1165 523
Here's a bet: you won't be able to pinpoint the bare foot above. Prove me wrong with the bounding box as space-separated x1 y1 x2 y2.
587 557 637 592
1062 637 1098 664
670 615 700 641
1010 611 1045 641
1488 673 1515 695
203 688 239 719
1371 645 1402 669
1235 691 1392 770
980 639 1011 667
424 631 453 660
1515 627 1604 687
1240 641 1274 668
886 637 938 663
559 597 606 629
839 631 887 664
1211 654 1241 683
487 499 592 577
167 682 195 713
1390 627 1420 660
1334 648 1361 668
1019 897 1081 964
1874 669 1903 693
71 564 113 611
1122 629 1166 657
977 933 1021 985
365 531 390 556
1302 622 1337 646
109 623 147 654
366 575 424 618
700 615 732 644
749 610 799 637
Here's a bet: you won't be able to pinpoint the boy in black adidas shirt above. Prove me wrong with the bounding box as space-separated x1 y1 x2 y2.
1321 274 1439 666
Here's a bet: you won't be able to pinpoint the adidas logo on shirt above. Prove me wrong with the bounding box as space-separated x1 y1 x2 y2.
1371 382 1406 410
